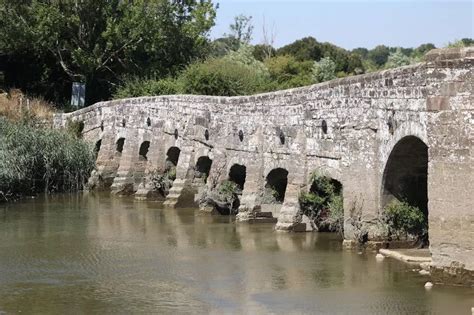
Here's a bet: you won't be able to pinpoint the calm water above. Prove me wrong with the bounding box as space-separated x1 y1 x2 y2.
0 194 472 314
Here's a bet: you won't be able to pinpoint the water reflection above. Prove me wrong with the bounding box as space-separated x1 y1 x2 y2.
0 194 472 314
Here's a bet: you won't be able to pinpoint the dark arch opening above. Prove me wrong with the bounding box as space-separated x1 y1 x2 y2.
116 138 125 154
382 136 428 243
265 168 289 203
139 141 150 160
229 164 246 190
94 139 102 158
166 147 181 168
195 156 212 183
310 177 342 196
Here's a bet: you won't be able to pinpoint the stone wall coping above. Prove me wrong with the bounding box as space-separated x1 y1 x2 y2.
56 47 471 119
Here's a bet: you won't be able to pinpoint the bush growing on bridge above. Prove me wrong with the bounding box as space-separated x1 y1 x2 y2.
299 173 343 233
150 167 177 197
198 180 241 215
383 200 427 243
0 118 95 202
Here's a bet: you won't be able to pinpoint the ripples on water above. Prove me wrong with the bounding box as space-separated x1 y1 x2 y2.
0 194 472 314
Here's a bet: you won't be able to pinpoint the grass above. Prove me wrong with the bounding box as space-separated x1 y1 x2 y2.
0 89 56 123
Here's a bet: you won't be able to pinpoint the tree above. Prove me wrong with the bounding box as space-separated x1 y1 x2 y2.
277 37 323 61
312 57 337 83
412 43 436 59
385 48 412 68
227 14 254 45
0 0 217 104
446 38 474 48
368 45 390 68
260 15 276 59
264 55 313 89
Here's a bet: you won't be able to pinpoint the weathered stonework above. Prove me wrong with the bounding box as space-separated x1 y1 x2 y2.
54 47 473 284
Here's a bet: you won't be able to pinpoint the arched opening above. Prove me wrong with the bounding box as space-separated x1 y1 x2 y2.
94 139 102 159
166 147 181 168
382 136 428 245
228 164 246 190
195 156 212 183
139 141 150 160
116 138 125 155
299 174 344 233
264 168 289 203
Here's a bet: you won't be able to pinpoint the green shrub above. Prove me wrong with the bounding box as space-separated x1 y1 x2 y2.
113 77 183 99
218 180 240 197
151 167 176 196
299 172 343 232
312 57 337 83
66 119 85 138
324 195 344 234
0 118 95 201
179 57 269 96
384 200 427 239
264 55 314 89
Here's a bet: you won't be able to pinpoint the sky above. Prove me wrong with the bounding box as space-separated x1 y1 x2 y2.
210 0 474 50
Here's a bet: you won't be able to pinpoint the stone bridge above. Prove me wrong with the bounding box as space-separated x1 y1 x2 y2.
54 47 473 283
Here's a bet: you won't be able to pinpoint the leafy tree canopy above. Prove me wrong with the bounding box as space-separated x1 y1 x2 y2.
0 0 216 104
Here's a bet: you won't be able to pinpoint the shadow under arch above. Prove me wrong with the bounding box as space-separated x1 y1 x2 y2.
381 135 428 213
381 135 429 244
166 147 181 169
265 168 289 203
229 164 246 190
195 156 212 183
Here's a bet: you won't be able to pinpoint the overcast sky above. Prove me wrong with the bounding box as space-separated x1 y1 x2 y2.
210 0 473 49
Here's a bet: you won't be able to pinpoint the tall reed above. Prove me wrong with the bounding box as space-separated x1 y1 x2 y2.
0 118 95 202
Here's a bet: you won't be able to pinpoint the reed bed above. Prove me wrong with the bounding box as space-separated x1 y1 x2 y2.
0 117 95 202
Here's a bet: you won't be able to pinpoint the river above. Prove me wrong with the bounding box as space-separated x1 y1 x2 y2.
0 194 472 314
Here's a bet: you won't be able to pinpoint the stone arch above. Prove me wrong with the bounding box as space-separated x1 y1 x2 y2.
116 138 125 155
195 156 212 183
381 135 428 213
228 164 246 190
139 141 150 160
166 147 181 169
264 168 289 203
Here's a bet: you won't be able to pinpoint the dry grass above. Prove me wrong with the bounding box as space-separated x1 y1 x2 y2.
0 89 56 122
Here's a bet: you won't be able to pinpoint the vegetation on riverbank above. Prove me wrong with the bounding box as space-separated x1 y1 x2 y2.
0 89 55 123
0 117 95 202
383 200 428 244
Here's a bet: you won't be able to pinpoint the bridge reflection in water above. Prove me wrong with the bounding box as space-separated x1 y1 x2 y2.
0 194 472 314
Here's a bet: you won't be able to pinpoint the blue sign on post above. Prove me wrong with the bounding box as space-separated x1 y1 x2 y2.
71 82 86 108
